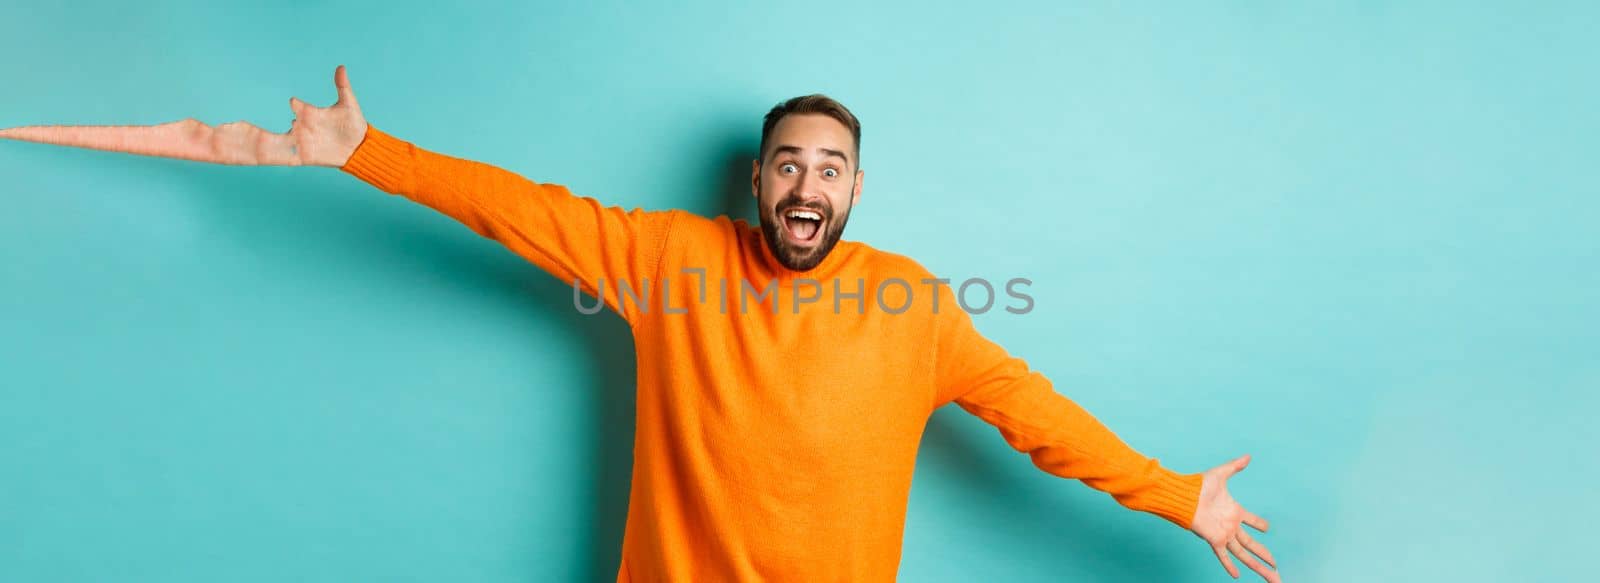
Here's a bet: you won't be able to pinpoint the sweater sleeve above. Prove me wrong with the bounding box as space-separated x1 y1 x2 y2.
930 288 1202 529
339 124 675 323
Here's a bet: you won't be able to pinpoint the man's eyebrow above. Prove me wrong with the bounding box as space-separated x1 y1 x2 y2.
771 144 851 166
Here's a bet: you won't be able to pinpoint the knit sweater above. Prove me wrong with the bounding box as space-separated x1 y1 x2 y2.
339 124 1203 582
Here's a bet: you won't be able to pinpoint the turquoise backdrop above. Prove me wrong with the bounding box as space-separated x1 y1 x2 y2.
2 1 1596 581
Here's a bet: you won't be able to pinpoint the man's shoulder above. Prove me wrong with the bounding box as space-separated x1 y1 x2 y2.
657 210 751 242
649 210 767 265
840 240 936 281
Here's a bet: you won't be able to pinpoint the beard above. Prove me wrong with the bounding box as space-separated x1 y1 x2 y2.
758 190 853 272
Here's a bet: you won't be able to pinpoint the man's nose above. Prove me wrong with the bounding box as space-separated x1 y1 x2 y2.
792 169 824 201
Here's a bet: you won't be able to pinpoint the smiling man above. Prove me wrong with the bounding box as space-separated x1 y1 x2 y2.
755 100 860 272
1 66 1280 582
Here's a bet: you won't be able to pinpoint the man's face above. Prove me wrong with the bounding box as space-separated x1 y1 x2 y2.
752 113 864 271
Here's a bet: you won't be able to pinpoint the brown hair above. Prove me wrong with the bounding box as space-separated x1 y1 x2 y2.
759 94 862 167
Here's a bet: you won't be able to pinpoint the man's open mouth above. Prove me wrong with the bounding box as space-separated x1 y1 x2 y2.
781 207 826 246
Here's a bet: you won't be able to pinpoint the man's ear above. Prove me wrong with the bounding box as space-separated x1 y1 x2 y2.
851 168 864 207
751 158 761 199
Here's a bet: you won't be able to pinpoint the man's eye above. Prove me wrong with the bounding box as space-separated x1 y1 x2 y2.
781 163 798 173
823 168 838 178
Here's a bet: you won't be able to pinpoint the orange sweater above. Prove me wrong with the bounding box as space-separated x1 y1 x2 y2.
340 125 1203 582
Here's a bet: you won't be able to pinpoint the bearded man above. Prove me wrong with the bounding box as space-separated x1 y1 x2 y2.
1 65 1280 583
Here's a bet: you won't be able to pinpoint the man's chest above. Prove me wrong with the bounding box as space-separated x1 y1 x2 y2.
639 303 936 453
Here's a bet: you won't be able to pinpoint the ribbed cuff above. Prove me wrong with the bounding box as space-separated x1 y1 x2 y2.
1137 468 1205 529
339 124 414 194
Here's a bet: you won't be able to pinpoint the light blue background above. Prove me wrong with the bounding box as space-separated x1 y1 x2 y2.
2 1 1596 581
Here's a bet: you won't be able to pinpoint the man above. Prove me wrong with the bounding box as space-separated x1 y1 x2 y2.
1 66 1280 582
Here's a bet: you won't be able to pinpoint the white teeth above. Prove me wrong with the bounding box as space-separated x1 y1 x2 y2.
785 209 823 221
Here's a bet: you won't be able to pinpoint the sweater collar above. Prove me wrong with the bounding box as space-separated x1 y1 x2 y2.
748 224 857 283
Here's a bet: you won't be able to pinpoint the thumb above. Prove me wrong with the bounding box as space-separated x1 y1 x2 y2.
334 64 359 108
1229 453 1252 476
289 97 309 116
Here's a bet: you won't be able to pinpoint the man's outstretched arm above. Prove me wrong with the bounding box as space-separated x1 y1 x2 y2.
1 66 674 322
929 285 1281 582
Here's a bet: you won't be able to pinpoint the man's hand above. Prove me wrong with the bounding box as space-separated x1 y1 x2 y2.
1191 454 1280 582
0 65 367 167
282 64 368 167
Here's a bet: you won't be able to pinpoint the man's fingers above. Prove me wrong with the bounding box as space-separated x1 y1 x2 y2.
0 121 217 160
1213 544 1240 579
1243 510 1270 533
334 65 359 109
213 120 299 165
1237 530 1277 569
255 130 301 166
0 119 300 166
1228 540 1280 583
